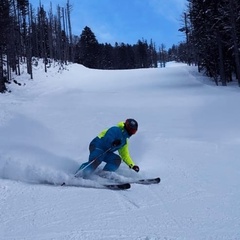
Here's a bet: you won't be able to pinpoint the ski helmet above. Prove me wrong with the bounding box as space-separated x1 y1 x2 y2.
124 119 138 135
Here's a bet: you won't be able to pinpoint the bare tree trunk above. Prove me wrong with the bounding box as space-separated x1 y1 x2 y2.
48 3 54 60
56 5 62 62
27 3 33 79
62 7 68 63
67 0 73 62
0 48 7 93
216 31 226 86
229 0 240 86
184 12 191 66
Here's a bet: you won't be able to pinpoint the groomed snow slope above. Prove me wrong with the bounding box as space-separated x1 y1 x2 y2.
0 62 240 240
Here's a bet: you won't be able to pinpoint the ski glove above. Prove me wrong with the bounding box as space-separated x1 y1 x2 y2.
112 139 121 147
132 165 140 172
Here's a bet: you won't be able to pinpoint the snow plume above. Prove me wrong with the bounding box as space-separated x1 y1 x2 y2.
0 151 106 189
0 148 73 185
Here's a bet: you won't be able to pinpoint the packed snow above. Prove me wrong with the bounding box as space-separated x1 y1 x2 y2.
0 61 240 240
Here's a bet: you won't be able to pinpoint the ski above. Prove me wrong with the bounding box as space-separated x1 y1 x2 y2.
104 183 131 190
95 172 161 186
46 176 159 190
60 181 131 190
132 177 161 185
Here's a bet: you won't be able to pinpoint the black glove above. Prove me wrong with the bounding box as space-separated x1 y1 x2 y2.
112 139 121 147
132 165 140 172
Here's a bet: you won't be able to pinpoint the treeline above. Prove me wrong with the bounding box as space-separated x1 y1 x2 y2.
74 26 165 70
172 0 240 86
2 1 239 93
0 1 169 93
0 0 74 93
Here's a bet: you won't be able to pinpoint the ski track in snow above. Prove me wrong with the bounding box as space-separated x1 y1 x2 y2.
1 62 240 240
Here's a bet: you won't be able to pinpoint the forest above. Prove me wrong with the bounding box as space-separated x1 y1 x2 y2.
177 0 240 86
0 0 74 92
0 0 240 93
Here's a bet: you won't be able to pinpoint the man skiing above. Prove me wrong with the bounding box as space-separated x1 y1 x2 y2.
76 118 140 178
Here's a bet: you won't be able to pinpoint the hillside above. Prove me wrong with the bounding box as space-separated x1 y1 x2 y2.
0 62 240 240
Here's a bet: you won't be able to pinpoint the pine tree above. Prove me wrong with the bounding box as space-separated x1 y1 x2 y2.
0 0 11 92
184 0 240 86
77 26 99 69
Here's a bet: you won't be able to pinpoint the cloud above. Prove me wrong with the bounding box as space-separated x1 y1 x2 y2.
149 0 186 23
95 25 116 44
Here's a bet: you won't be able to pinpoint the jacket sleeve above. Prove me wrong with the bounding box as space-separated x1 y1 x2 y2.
118 140 135 168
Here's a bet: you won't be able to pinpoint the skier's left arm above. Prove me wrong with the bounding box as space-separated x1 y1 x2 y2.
118 141 139 172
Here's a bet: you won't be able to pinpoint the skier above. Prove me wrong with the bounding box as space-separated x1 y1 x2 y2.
76 119 140 178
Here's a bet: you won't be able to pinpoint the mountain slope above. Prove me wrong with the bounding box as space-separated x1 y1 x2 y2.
0 62 240 240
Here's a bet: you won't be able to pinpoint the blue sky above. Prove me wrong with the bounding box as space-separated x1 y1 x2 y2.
31 0 187 49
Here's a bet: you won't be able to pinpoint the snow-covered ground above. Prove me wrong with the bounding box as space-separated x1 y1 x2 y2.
0 61 240 240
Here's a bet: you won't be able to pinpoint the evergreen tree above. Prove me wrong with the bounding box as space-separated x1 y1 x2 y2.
0 0 11 92
134 40 148 68
183 0 240 86
77 26 99 69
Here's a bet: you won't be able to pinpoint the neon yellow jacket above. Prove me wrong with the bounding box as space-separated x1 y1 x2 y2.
97 121 135 168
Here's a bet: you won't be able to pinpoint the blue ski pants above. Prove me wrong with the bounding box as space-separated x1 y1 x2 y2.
77 137 121 177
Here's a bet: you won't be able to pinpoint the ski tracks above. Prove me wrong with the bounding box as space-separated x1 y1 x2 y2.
115 185 161 211
0 184 9 230
112 182 196 239
110 184 168 239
